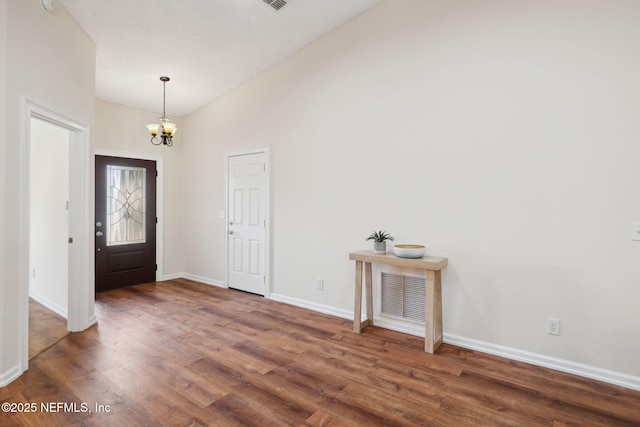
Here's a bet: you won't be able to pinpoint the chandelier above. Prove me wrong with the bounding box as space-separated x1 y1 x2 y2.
146 76 177 147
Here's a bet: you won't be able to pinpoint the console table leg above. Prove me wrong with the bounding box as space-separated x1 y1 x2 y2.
425 269 443 353
433 269 443 350
365 262 373 327
354 260 363 333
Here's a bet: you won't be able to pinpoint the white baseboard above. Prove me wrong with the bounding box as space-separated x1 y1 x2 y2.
444 333 640 392
374 316 424 337
162 272 184 281
269 293 353 320
170 273 226 289
265 293 640 392
29 290 67 319
0 364 23 387
86 315 98 328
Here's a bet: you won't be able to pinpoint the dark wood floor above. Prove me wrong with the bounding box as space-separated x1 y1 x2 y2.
28 298 69 360
2 279 640 426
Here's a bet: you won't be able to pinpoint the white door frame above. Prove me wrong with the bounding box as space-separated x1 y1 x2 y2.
19 100 94 375
94 149 164 282
224 147 271 297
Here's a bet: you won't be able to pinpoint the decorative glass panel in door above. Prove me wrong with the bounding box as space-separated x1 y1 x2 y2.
106 165 146 246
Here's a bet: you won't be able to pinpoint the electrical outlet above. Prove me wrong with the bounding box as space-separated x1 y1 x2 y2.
547 317 560 336
316 279 324 290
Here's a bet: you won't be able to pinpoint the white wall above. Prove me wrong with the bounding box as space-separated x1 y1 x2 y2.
94 100 183 277
1 0 95 385
29 118 70 317
0 0 8 380
181 0 640 382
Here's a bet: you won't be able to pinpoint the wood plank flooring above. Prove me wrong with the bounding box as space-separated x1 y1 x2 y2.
28 298 69 360
2 279 640 426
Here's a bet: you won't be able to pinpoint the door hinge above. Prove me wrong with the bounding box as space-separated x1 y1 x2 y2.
263 276 266 283
156 170 158 177
68 237 73 244
156 217 158 224
155 264 158 271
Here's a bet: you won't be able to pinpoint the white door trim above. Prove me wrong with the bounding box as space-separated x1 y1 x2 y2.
224 146 271 297
94 149 164 282
20 99 94 376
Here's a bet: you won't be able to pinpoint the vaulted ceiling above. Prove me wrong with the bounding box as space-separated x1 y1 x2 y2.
57 0 383 117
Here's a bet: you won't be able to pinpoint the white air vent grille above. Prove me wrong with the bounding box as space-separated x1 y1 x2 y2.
263 0 287 11
381 273 425 323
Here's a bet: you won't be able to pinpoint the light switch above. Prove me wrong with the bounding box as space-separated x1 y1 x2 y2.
630 223 640 241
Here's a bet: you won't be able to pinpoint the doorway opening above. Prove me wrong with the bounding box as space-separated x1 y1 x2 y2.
29 117 70 317
94 149 165 288
28 117 72 359
95 155 157 292
21 101 94 375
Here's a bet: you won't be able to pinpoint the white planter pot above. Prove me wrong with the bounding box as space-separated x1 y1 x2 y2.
373 241 386 254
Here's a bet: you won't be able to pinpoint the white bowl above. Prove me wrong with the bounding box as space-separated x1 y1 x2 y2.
393 244 425 258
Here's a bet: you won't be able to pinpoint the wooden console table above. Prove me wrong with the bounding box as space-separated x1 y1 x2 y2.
349 250 448 353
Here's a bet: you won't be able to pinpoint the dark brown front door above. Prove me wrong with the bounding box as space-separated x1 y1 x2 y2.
95 155 157 292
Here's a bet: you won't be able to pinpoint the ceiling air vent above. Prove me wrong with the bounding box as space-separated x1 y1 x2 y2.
263 0 287 11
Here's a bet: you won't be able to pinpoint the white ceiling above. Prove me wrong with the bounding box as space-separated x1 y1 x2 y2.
56 0 383 118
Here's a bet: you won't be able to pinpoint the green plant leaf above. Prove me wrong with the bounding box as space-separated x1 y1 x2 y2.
365 230 394 242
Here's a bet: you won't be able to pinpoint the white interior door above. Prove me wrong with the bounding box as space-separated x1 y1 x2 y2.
227 152 267 295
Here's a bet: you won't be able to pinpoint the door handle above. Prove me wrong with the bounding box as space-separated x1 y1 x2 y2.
96 231 103 237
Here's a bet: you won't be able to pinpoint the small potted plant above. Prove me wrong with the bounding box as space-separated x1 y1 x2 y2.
366 230 394 254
